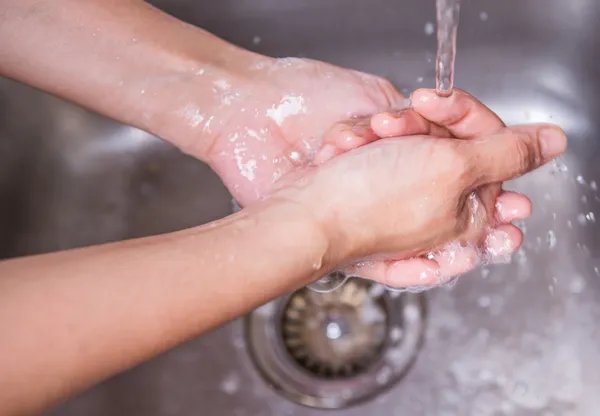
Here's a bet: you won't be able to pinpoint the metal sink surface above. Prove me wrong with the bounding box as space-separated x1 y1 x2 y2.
1 0 599 415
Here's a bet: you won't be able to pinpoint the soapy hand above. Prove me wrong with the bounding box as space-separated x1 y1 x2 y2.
314 88 540 287
197 56 541 286
201 57 409 206
275 106 567 288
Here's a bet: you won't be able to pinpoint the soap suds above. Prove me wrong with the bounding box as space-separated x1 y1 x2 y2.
266 95 307 126
177 103 205 128
233 146 257 181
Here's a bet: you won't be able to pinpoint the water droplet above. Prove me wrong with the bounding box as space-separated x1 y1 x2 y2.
424 21 435 36
577 213 587 225
390 326 403 342
369 283 386 297
404 304 421 322
233 337 245 349
417 76 424 83
376 366 392 385
515 249 527 266
550 158 569 175
477 296 491 308
569 276 586 294
252 36 262 45
586 212 596 222
308 271 347 293
479 11 489 21
220 374 240 395
326 322 343 340
591 180 598 191
546 230 557 250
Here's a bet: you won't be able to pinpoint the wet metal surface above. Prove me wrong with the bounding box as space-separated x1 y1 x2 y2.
1 0 600 415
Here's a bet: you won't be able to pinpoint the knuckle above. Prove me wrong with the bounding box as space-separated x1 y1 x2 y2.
510 131 540 175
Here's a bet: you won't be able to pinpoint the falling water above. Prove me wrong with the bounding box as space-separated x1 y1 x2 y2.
435 0 461 96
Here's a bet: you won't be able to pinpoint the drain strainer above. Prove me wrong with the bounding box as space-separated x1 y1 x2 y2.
246 279 426 409
282 280 388 378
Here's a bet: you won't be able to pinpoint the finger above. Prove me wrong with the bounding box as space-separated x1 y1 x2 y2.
410 88 505 139
314 117 378 164
385 245 480 286
470 124 567 185
348 257 440 288
484 224 523 263
313 143 342 165
335 120 379 150
495 191 532 223
370 108 451 138
432 244 481 279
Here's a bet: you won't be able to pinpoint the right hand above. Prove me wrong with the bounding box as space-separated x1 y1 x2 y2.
274 96 567 288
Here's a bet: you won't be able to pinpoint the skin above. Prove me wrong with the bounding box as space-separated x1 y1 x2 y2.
319 89 537 283
0 0 531 281
0 110 565 416
0 0 568 414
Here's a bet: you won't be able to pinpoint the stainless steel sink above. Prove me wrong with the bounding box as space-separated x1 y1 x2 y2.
2 0 600 414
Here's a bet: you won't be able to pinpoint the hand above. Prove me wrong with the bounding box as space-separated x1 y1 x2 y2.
198 57 408 206
311 89 539 286
273 96 567 288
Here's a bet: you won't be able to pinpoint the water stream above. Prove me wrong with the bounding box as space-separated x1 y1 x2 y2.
435 0 461 96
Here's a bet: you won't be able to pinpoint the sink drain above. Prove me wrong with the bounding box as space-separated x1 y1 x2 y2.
282 280 388 379
246 279 426 409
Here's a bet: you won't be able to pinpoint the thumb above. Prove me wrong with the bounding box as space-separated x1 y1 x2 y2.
469 124 567 185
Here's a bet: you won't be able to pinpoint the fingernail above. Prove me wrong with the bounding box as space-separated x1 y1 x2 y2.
540 127 567 159
411 89 437 103
388 109 409 119
351 125 369 136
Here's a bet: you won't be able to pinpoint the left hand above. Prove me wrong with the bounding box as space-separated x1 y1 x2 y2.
198 57 410 206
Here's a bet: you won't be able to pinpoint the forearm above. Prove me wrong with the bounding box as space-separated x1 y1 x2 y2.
0 200 331 415
0 0 264 161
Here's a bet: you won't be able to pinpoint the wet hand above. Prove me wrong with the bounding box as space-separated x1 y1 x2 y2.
288 90 567 288
201 57 407 206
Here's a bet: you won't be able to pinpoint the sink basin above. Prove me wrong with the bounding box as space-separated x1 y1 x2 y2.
1 0 599 414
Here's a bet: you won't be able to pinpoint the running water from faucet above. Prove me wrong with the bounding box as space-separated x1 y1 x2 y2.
435 0 461 97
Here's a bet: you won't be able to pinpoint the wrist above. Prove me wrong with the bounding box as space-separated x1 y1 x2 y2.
269 180 360 269
237 197 340 285
135 40 271 162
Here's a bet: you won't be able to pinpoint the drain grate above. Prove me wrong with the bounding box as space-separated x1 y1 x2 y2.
246 278 426 409
281 280 388 378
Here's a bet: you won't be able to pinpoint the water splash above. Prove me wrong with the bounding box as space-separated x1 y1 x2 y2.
307 270 349 294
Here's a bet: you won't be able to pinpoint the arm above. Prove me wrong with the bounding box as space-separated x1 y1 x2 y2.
0 199 331 415
0 88 562 415
0 0 260 161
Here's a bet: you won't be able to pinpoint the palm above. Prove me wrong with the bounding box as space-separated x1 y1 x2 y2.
205 58 404 206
